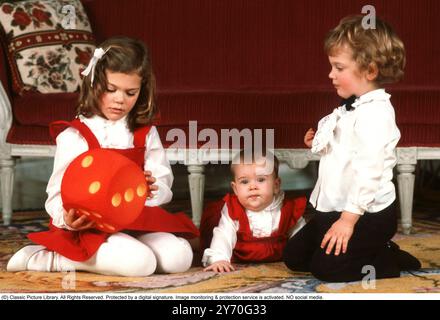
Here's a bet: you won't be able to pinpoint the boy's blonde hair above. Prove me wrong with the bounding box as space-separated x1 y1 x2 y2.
77 36 158 131
230 149 280 179
324 15 405 85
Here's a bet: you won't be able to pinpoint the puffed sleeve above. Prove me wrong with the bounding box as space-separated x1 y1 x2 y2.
45 128 88 229
144 126 174 206
345 103 395 215
202 203 239 266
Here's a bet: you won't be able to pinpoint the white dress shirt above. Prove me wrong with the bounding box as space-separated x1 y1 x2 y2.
310 89 401 215
202 191 306 266
45 115 174 229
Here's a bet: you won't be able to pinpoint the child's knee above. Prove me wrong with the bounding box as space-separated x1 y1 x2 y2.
137 232 193 274
309 251 350 282
282 240 311 272
159 237 193 273
103 233 157 277
283 252 308 272
120 245 157 277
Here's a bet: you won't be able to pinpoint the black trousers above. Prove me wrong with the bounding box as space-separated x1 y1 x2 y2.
283 203 400 282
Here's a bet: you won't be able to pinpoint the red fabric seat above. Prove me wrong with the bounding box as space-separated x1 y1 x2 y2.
7 87 440 148
7 88 338 148
13 92 79 127
2 0 440 149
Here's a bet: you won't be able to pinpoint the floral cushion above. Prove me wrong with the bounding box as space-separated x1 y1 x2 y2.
0 0 95 94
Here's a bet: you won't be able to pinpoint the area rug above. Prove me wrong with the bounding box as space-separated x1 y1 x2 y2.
1 210 440 294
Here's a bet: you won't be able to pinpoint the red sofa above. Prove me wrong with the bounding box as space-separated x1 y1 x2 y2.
1 0 439 233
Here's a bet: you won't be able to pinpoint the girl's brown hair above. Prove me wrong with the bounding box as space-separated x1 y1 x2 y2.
77 36 158 131
324 15 406 85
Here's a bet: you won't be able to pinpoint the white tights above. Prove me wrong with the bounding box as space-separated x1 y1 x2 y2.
28 232 193 277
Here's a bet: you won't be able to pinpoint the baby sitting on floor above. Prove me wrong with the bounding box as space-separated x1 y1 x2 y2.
200 150 307 272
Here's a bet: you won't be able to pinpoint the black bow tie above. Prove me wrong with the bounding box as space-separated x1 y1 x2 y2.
342 95 357 111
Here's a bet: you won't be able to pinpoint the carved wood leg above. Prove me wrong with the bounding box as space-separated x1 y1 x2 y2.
396 148 417 235
1 157 15 225
1 82 14 225
187 164 205 227
397 163 416 235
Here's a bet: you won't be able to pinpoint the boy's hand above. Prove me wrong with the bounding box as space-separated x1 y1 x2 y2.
321 211 360 255
63 208 95 231
144 170 158 199
203 260 235 273
304 128 315 148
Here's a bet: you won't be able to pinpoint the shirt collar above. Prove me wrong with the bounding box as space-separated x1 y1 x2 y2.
351 89 391 109
79 114 129 130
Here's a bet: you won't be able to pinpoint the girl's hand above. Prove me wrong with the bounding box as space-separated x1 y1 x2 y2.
320 211 360 256
203 260 235 273
304 128 315 148
144 170 158 199
63 208 95 231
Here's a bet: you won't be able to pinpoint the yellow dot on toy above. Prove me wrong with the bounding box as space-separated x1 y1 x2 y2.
137 184 147 197
124 188 134 202
81 155 94 168
112 193 122 207
88 181 101 194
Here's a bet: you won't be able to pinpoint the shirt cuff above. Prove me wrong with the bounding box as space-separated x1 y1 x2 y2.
343 203 366 216
201 249 231 267
145 181 173 207
51 208 77 231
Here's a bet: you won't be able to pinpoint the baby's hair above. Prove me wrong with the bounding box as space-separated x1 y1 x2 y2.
324 15 406 85
230 149 280 179
77 36 158 131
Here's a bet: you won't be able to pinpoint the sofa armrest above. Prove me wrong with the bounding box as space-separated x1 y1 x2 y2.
0 33 12 152
0 80 12 156
0 39 12 102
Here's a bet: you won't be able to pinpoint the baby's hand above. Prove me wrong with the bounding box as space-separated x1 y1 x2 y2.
304 128 315 148
63 208 95 231
203 260 235 273
144 170 158 199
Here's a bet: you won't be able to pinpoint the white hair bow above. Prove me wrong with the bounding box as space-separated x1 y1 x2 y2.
81 47 110 86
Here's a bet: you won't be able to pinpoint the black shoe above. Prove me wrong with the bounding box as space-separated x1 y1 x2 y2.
387 241 400 251
387 241 422 271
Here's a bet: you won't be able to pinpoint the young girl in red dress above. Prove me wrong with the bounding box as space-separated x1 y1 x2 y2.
7 36 199 277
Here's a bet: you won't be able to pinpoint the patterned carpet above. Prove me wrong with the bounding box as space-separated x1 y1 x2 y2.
1 205 440 294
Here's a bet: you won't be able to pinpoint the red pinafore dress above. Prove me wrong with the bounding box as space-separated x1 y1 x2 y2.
200 193 306 262
28 119 199 262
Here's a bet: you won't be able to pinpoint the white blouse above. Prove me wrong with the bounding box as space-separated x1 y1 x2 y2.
45 115 174 229
202 191 306 266
310 89 401 215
